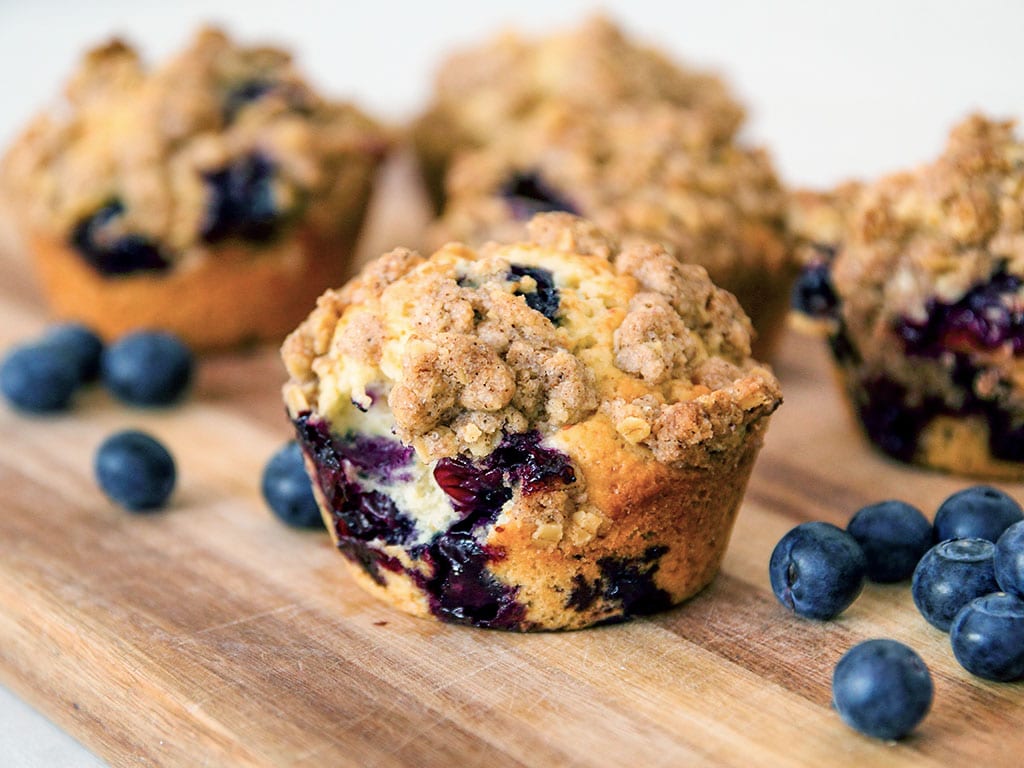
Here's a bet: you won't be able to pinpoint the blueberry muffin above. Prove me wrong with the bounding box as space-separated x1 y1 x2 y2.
282 213 781 630
791 115 1024 479
1 27 390 350
429 101 795 359
412 15 744 211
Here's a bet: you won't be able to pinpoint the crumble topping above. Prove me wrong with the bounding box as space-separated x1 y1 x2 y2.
283 213 781 466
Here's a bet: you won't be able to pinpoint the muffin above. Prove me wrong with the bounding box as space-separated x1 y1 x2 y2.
411 15 744 211
791 115 1024 479
282 213 782 630
1 27 390 350
429 101 795 359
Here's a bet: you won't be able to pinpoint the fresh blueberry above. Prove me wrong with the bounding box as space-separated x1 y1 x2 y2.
499 171 579 221
769 521 867 620
101 331 193 406
0 342 80 413
912 538 999 631
201 154 282 244
934 485 1023 543
509 264 560 323
832 639 933 740
95 430 176 511
994 521 1024 597
40 323 104 383
847 500 933 583
71 201 169 275
950 592 1024 682
790 253 839 320
261 441 323 529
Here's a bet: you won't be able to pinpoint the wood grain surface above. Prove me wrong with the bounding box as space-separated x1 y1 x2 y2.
1 156 1022 768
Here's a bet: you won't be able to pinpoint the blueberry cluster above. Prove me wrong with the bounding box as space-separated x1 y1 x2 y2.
1 324 194 413
2 323 196 513
769 484 1024 740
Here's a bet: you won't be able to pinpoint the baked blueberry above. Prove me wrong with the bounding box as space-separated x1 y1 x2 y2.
71 201 170 275
509 264 560 323
950 592 1024 682
201 154 282 243
101 331 194 406
933 485 1023 543
832 639 933 741
912 538 999 631
0 342 80 413
95 429 176 511
261 441 323 529
994 520 1024 597
40 323 104 383
499 171 579 221
769 521 867 620
847 500 933 583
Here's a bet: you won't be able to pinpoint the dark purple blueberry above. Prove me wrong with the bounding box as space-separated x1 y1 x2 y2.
201 154 284 244
223 80 276 122
41 323 104 383
0 342 80 413
499 171 578 221
791 253 839 320
847 500 933 583
432 456 510 518
950 592 1024 682
853 377 932 463
566 546 672 620
509 264 560 323
769 521 867 620
995 521 1024 598
912 538 998 632
291 414 415 546
933 485 1023 543
895 270 1024 356
832 639 933 741
94 429 176 511
71 201 170 275
101 331 194 407
261 441 324 529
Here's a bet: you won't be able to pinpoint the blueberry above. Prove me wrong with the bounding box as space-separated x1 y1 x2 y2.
222 79 276 122
71 201 169 275
790 255 839 320
934 485 1023 543
509 264 560 323
95 430 176 511
498 171 579 221
994 521 1024 597
769 521 867 620
101 331 193 406
261 441 323 529
0 342 80 413
40 323 104 383
912 538 999 631
201 154 282 244
847 500 933 583
950 592 1024 681
832 639 933 740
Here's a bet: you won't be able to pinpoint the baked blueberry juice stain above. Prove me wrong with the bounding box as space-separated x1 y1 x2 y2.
795 257 1024 464
294 414 580 629
499 171 579 221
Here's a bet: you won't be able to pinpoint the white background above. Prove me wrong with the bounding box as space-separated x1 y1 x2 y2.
0 1 1021 765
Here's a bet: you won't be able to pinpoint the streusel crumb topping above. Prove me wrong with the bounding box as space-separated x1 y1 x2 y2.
283 213 781 466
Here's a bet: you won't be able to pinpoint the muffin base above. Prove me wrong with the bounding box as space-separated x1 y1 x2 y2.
311 415 768 631
27 220 368 351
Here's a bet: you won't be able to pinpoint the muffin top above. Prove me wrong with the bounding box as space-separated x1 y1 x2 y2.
819 115 1024 351
2 27 390 265
431 100 790 282
283 213 781 467
415 16 744 158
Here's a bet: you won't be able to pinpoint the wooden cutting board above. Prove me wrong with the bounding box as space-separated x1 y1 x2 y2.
1 156 1022 768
